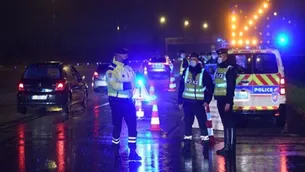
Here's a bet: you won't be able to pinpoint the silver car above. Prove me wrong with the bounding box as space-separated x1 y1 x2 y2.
92 63 109 93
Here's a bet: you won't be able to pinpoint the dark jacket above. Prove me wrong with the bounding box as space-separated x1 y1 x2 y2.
182 58 189 68
178 64 214 104
214 60 237 105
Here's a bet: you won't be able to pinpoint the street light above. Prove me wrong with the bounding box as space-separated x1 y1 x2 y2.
203 22 208 29
244 26 249 31
160 16 166 24
273 12 277 16
184 20 189 27
263 3 269 9
117 26 120 31
248 20 253 25
232 16 236 22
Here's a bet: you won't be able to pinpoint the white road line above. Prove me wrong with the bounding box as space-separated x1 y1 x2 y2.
94 102 109 110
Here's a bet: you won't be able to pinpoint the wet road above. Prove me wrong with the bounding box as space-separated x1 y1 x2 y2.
0 65 305 172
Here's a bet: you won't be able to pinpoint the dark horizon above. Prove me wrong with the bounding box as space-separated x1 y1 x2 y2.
2 0 305 64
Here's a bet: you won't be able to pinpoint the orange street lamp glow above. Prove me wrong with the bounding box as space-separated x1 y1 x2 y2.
232 32 236 37
239 32 243 36
245 40 250 45
263 3 269 8
244 26 249 31
254 15 258 20
232 24 236 29
249 20 253 25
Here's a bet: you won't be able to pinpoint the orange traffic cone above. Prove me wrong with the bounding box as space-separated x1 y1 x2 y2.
150 103 161 131
168 73 176 92
135 100 144 118
205 105 216 145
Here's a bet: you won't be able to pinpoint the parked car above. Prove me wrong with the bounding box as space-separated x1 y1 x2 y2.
17 61 88 115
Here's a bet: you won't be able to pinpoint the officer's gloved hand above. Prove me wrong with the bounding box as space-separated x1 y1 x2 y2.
123 82 132 91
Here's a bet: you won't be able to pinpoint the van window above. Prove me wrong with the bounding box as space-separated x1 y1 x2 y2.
254 54 278 74
229 54 252 74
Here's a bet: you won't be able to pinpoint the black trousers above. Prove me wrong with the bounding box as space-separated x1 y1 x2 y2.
217 100 236 150
183 102 208 137
109 97 137 149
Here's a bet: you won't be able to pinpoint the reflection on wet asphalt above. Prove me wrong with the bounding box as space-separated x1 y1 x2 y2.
0 78 304 172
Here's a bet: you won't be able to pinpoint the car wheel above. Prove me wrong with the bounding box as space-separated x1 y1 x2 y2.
17 105 27 114
63 94 72 115
82 91 88 109
276 104 286 128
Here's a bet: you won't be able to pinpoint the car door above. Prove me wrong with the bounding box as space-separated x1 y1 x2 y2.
71 66 86 102
63 66 78 102
233 53 254 111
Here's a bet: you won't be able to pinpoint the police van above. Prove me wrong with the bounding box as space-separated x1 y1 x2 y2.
228 48 286 127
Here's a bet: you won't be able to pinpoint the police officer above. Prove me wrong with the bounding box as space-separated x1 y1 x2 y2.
106 48 142 161
179 51 189 76
178 53 214 144
214 48 237 156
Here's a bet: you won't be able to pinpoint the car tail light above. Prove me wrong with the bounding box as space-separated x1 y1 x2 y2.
280 77 285 95
18 83 24 91
93 72 98 78
55 82 65 91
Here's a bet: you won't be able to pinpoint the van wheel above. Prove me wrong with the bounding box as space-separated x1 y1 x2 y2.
275 116 286 128
276 104 286 128
17 105 27 114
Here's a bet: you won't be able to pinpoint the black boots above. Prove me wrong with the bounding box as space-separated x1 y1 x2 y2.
129 149 142 161
216 127 236 156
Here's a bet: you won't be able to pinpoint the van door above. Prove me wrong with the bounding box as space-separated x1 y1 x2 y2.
233 54 253 111
251 53 280 110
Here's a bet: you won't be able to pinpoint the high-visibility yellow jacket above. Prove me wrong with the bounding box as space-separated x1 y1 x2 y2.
182 67 206 100
106 58 136 99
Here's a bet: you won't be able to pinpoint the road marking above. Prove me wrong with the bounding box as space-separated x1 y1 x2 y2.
94 102 109 110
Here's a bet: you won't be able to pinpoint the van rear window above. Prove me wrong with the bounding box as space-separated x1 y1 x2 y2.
254 54 278 74
229 54 252 74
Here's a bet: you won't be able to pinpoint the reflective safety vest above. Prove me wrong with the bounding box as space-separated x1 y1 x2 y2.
182 68 206 100
214 66 232 96
106 59 134 99
180 58 189 75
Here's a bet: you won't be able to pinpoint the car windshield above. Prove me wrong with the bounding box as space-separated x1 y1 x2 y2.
96 64 109 73
23 65 61 79
150 57 166 63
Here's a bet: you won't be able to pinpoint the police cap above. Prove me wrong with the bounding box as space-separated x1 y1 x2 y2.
116 48 128 54
216 48 228 55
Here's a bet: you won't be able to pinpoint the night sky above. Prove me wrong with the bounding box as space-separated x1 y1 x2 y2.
2 0 305 63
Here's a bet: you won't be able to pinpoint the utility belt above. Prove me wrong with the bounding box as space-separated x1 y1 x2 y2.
108 90 133 99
